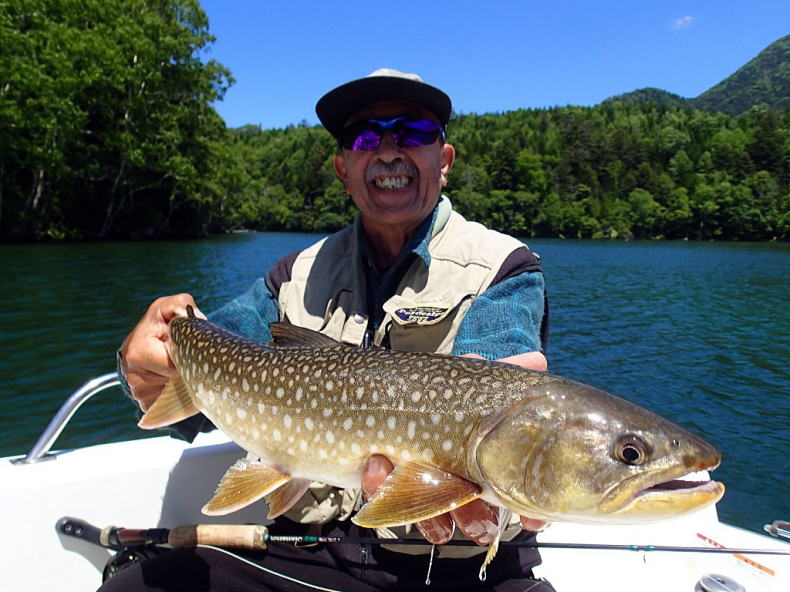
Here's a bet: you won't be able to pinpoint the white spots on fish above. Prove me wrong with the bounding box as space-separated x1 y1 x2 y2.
300 440 308 452
323 408 333 418
411 391 421 403
272 429 282 441
422 431 431 440
442 439 453 452
295 387 303 401
454 411 464 423
407 420 416 440
265 386 272 396
365 415 376 428
443 389 454 400
422 447 433 459
213 368 221 380
377 430 385 440
387 385 396 398
356 429 365 438
356 387 365 400
310 398 319 409
387 416 396 430
225 412 233 424
203 362 209 374
283 415 292 428
351 443 362 455
430 413 441 425
343 418 353 431
242 378 250 392
236 408 247 420
229 362 236 372
304 417 314 431
385 444 396 455
325 431 335 444
276 387 285 399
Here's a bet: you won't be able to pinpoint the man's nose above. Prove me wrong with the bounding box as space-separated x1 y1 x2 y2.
375 131 401 159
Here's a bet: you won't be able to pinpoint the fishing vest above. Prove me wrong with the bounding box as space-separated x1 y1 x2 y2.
273 197 534 353
266 198 541 557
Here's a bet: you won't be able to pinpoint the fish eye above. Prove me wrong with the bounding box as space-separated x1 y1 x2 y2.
614 435 651 466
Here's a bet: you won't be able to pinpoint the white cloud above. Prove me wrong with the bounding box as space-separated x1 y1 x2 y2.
671 15 695 30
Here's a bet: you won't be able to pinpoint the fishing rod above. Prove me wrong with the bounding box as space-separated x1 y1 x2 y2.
57 516 790 556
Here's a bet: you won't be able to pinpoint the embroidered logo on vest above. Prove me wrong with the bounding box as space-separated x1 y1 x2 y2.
394 306 449 325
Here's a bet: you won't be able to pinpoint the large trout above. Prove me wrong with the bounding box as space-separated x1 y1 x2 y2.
140 307 724 567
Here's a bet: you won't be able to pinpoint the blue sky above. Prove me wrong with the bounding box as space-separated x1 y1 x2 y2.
200 1 789 129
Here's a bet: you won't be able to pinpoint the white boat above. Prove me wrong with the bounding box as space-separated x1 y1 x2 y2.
2 374 788 591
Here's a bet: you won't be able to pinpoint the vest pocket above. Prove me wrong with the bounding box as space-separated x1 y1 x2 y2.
382 292 474 354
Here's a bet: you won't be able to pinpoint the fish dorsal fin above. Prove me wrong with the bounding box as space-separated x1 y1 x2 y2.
264 477 312 519
138 374 199 429
269 322 344 348
202 459 291 516
352 461 482 528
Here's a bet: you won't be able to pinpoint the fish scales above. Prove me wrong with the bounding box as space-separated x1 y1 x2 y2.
172 317 564 485
141 309 724 536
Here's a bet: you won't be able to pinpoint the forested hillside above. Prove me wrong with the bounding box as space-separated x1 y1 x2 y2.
1 2 787 241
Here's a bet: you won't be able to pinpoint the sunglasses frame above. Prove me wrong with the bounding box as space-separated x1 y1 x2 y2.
336 115 446 151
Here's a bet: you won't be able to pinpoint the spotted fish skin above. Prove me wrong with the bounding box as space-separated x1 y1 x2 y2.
141 310 724 529
167 315 564 489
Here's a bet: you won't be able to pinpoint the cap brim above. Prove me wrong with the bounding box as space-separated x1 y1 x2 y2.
316 76 451 137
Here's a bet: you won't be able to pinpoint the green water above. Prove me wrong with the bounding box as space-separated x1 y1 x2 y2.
0 234 788 534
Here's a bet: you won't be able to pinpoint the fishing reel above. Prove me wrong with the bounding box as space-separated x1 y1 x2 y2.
103 545 168 581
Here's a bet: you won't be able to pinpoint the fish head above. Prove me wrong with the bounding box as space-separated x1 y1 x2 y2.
472 380 725 524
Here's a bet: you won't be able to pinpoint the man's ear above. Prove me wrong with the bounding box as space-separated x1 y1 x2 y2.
333 153 348 185
440 143 455 186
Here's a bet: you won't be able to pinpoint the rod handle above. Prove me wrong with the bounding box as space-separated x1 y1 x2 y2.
168 524 269 551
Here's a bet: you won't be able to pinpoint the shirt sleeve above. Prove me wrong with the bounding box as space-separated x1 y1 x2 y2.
207 277 280 343
451 270 546 360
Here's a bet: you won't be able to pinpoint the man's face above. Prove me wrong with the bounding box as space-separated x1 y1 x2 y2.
333 101 455 234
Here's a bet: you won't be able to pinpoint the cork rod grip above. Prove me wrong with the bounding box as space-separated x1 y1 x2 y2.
167 524 269 550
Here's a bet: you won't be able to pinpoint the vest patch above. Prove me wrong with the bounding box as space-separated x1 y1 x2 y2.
393 306 450 325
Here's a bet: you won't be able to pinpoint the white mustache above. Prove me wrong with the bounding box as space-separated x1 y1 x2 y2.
366 161 417 182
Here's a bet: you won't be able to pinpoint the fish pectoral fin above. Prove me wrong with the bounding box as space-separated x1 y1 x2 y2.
138 374 199 429
352 461 482 528
202 459 291 516
265 478 312 519
268 322 345 348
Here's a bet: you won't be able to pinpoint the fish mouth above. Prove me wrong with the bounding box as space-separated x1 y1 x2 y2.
600 463 725 519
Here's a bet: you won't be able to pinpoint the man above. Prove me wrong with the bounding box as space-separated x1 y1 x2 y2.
110 69 554 591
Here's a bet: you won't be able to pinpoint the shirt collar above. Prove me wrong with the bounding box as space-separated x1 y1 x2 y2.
355 195 452 271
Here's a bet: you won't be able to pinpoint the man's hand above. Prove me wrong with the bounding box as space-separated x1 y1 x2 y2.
119 294 206 411
359 349 550 545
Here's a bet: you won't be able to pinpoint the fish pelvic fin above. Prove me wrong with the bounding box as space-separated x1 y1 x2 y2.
268 322 344 348
352 461 482 528
265 478 312 519
202 459 291 516
138 374 199 429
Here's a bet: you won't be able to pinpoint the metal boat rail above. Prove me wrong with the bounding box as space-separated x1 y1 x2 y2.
10 373 121 465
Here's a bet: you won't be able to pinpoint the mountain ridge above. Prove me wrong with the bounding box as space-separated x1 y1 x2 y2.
604 35 790 115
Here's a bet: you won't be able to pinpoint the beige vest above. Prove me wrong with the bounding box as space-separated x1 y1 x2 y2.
273 198 528 556
277 197 525 352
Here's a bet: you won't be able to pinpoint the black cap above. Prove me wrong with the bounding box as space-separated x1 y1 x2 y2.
316 68 452 137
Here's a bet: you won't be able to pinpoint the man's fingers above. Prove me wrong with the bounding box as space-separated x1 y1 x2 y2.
499 351 547 372
450 499 500 545
415 515 455 544
520 516 550 532
152 293 203 323
361 454 394 499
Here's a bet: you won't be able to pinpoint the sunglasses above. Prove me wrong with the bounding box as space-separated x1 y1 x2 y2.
337 116 446 151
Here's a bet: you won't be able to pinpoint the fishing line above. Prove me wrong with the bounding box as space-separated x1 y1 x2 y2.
197 545 346 592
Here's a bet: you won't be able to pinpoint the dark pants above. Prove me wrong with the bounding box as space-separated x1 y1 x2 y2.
97 520 555 592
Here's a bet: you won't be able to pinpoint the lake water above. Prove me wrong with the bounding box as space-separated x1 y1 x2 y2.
1 234 788 534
